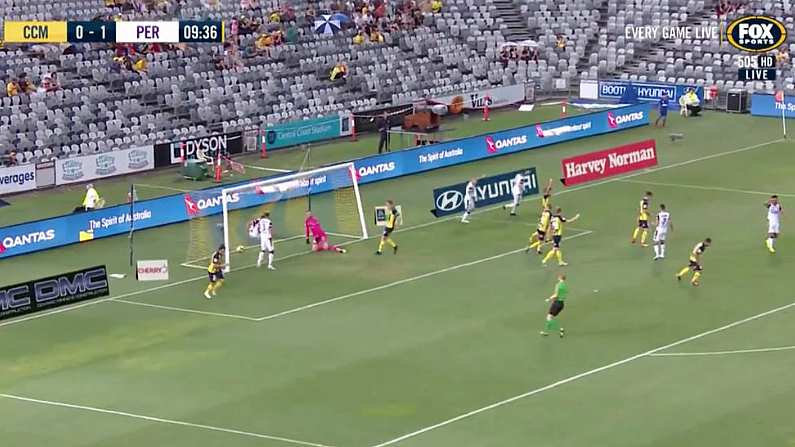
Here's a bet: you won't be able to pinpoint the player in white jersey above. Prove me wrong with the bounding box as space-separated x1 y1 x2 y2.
461 178 477 223
766 195 782 253
255 212 276 269
653 204 672 260
503 171 529 216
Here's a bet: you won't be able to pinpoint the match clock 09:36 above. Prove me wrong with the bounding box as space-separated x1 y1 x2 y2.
179 21 223 43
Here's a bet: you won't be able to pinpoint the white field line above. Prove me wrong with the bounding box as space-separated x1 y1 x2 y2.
255 230 593 322
650 345 795 357
326 231 362 239
134 183 191 193
0 393 335 447
0 139 783 330
370 301 795 447
241 164 292 173
110 299 259 321
618 179 795 198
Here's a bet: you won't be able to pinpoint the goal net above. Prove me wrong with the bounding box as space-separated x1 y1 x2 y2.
183 162 367 271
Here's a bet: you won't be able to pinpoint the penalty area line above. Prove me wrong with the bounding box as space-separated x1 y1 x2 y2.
369 301 795 447
0 393 335 447
254 230 594 322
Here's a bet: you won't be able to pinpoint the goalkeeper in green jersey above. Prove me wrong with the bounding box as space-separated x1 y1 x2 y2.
540 273 568 338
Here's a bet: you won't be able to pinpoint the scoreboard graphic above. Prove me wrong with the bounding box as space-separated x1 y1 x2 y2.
3 20 224 43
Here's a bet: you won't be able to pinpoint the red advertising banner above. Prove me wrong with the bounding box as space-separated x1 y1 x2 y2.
561 139 657 186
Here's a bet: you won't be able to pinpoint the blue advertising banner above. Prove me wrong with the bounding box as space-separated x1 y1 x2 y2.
352 102 651 184
598 80 702 110
262 115 342 151
431 168 538 217
0 104 650 259
750 93 795 119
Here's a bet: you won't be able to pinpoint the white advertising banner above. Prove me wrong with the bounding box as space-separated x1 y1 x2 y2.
431 84 526 113
55 146 154 185
0 164 37 195
136 259 169 281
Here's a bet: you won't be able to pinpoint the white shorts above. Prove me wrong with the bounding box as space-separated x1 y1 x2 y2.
464 197 475 212
512 191 522 203
768 220 780 234
653 228 667 242
260 237 274 252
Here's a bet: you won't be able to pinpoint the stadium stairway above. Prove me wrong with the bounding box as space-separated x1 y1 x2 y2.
492 0 533 41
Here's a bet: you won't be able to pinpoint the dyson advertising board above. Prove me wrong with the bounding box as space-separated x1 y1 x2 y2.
0 104 650 259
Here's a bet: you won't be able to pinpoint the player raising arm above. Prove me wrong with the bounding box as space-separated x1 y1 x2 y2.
305 211 347 254
542 207 580 266
541 178 553 212
204 244 226 299
676 238 711 286
765 195 782 254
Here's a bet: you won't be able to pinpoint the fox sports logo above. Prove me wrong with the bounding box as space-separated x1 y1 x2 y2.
436 190 464 211
726 16 787 52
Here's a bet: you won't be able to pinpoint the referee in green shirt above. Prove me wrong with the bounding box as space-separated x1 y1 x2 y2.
541 273 567 337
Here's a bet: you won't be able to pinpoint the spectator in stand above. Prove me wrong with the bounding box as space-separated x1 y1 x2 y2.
269 10 281 23
776 48 790 66
255 32 273 56
16 73 35 94
271 28 284 46
353 30 365 45
132 56 148 74
369 28 384 43
40 72 61 93
5 150 18 167
6 79 20 97
556 34 567 51
431 0 442 13
230 17 240 44
330 61 348 81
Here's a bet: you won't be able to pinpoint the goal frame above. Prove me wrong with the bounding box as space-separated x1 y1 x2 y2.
220 162 368 271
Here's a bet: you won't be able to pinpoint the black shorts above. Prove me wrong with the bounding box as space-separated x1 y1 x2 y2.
383 227 394 237
536 229 546 239
208 270 224 282
688 260 702 271
549 300 564 316
638 219 649 229
552 235 562 248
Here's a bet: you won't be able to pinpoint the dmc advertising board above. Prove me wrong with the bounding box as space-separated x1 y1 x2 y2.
0 164 37 195
0 104 651 259
750 93 795 119
0 265 109 321
55 146 155 185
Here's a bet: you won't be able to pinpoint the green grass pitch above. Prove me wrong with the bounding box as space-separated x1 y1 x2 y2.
2 106 795 447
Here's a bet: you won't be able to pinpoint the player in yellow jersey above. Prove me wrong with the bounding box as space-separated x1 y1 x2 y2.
541 178 553 212
542 207 580 266
376 200 399 255
526 207 552 254
631 191 653 246
676 238 711 286
204 244 226 299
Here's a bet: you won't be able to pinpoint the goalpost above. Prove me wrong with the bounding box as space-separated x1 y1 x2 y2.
219 162 368 271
